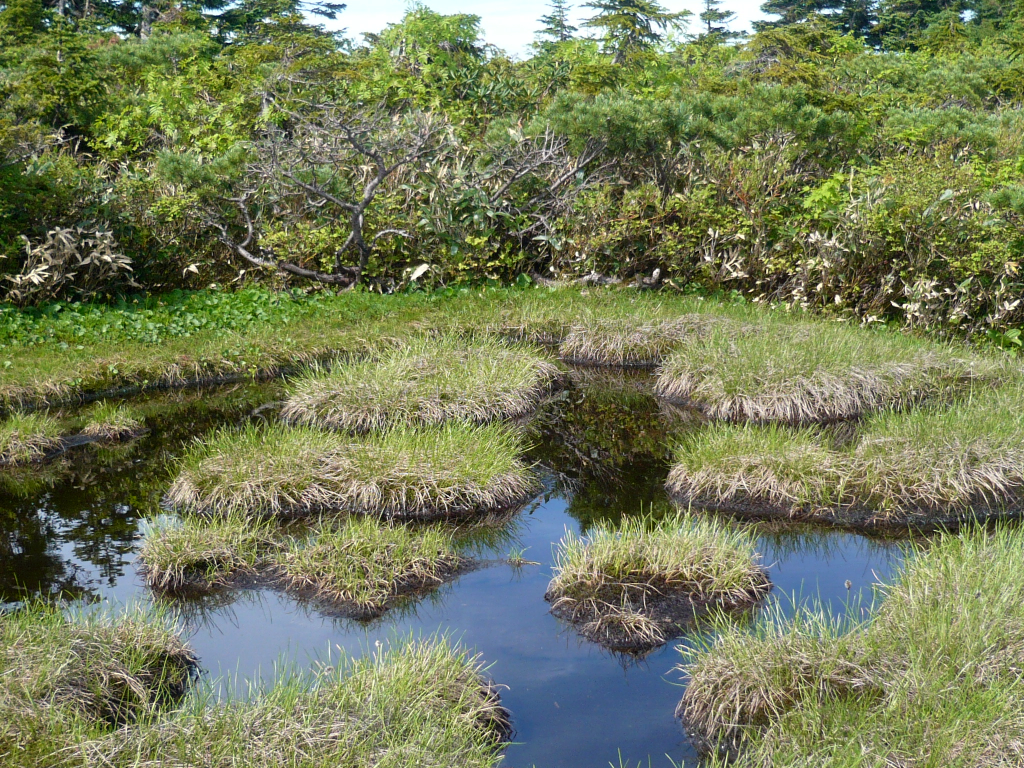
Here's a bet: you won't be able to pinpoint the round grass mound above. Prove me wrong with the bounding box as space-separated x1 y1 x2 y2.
80 401 146 441
165 421 538 519
0 411 63 466
667 382 1024 529
545 513 770 651
654 319 997 425
139 514 466 619
281 335 559 433
558 315 711 368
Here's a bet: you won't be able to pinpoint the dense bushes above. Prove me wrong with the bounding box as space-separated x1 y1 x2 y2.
3 2 1024 339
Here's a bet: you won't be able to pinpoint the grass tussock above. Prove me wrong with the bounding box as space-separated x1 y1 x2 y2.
166 422 537 519
679 526 1024 767
668 382 1024 527
79 401 145 441
77 638 509 768
5 617 507 768
138 515 279 592
655 319 999 424
281 335 559 432
276 517 465 618
0 604 197 741
0 411 63 465
139 514 466 618
558 314 712 368
545 514 770 650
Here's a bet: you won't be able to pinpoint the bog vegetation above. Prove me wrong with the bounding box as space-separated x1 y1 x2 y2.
0 605 508 768
678 526 1024 766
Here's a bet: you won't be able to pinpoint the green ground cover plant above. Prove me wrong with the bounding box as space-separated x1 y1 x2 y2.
0 410 62 464
558 313 711 367
166 421 537 519
140 514 466 618
545 513 770 651
0 604 197 763
276 517 465 618
138 514 279 592
79 400 145 440
667 381 1024 529
1 605 508 768
677 526 1024 767
282 334 559 432
654 317 998 424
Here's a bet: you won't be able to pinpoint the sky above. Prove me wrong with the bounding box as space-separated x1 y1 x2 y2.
327 1 770 57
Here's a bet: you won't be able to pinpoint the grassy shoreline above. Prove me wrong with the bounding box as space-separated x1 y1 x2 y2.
0 605 509 768
140 514 472 619
677 526 1024 767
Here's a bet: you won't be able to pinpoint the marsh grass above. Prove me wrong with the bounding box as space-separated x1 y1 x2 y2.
79 401 146 440
166 421 537 519
668 382 1024 527
679 526 1024 767
545 514 770 650
282 335 559 432
69 636 508 768
139 513 467 618
0 604 197 747
0 411 63 465
276 517 465 618
4 611 507 768
138 515 279 592
559 314 713 367
655 318 999 424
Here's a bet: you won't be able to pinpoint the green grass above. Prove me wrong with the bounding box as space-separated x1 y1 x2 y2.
0 604 197 760
79 400 145 440
1 605 507 768
558 311 712 367
0 410 63 464
668 381 1024 526
282 334 559 432
545 513 770 649
276 517 465 617
678 526 1024 767
0 285 739 409
139 513 466 617
75 637 508 768
655 317 1000 424
138 514 279 592
167 421 537 519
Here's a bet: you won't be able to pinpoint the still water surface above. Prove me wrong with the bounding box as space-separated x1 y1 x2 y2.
0 376 902 768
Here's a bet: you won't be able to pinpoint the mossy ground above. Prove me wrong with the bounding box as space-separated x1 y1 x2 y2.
678 526 1024 767
282 334 559 432
545 513 770 651
166 421 537 520
0 606 507 768
667 381 1024 529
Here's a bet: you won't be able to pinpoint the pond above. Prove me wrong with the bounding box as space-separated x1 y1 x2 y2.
0 373 903 768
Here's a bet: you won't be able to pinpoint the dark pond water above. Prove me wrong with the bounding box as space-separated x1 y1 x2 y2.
0 374 903 768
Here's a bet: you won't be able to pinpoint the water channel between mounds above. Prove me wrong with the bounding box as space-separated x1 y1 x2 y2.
0 372 903 768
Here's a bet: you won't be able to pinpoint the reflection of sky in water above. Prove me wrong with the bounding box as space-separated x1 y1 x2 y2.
1 381 904 768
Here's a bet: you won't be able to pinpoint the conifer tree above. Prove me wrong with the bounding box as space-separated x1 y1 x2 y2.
583 0 690 62
698 0 738 38
537 0 578 42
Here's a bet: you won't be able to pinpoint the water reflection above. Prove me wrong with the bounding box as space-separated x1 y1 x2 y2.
1 374 909 768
